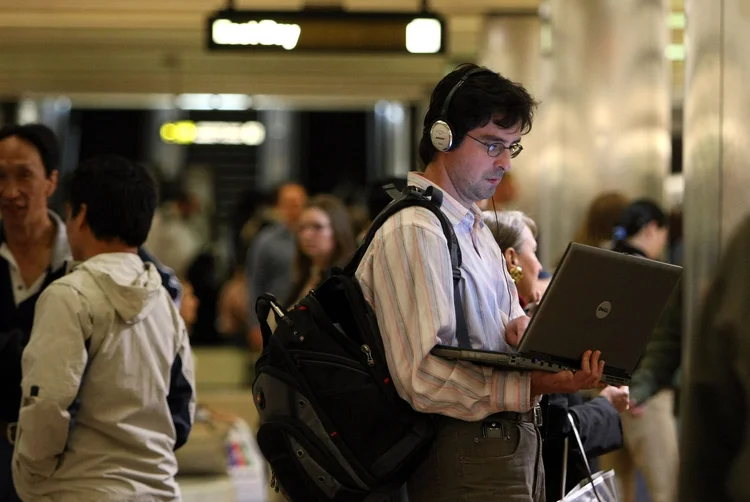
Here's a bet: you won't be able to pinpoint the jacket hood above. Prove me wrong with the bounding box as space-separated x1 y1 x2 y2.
78 252 164 323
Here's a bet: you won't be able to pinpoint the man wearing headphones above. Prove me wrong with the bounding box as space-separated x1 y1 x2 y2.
355 64 604 501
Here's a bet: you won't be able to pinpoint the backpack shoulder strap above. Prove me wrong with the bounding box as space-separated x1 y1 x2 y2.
345 185 471 349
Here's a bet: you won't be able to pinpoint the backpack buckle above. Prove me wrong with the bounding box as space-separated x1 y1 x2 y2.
452 267 462 282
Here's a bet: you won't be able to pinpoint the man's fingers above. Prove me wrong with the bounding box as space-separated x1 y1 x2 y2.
580 350 593 373
590 350 601 370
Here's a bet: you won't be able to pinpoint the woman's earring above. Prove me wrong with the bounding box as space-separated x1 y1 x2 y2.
509 265 524 283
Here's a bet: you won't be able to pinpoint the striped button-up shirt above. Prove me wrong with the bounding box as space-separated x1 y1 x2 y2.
355 172 534 420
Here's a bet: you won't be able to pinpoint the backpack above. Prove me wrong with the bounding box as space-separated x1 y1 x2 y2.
252 184 471 501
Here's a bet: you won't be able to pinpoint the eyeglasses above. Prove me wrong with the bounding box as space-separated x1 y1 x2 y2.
465 134 523 158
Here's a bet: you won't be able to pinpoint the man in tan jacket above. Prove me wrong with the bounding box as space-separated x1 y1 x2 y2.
13 155 195 502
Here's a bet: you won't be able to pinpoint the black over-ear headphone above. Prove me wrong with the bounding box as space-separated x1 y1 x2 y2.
429 67 496 153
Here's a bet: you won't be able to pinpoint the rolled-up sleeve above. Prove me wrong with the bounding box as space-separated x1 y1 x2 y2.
357 216 533 421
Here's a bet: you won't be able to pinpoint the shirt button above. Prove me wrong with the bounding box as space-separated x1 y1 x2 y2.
17 285 22 291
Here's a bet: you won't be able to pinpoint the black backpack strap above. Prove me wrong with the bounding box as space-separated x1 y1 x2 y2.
346 185 471 349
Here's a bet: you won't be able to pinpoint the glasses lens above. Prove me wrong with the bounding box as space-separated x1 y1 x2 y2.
510 144 523 158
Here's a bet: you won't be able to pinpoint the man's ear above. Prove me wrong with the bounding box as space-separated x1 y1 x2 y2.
45 170 59 198
643 221 660 238
72 203 88 230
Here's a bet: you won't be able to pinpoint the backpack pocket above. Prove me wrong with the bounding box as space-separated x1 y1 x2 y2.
291 351 378 397
257 418 370 501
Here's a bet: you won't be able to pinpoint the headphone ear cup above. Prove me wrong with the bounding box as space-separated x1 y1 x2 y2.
430 120 453 152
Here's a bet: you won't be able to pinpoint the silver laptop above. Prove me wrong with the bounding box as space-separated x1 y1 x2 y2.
431 242 682 386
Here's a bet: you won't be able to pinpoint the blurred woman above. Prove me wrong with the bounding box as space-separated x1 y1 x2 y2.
484 210 627 500
574 191 630 248
611 199 669 259
285 195 357 306
601 198 677 502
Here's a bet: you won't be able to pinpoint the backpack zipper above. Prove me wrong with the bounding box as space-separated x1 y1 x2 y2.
361 344 375 367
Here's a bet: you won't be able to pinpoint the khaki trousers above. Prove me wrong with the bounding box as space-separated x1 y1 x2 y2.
599 390 678 502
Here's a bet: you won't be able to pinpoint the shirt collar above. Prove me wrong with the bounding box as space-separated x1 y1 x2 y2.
406 172 485 230
0 210 71 272
48 210 71 271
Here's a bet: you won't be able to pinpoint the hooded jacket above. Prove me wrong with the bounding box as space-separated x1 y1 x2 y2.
12 252 195 502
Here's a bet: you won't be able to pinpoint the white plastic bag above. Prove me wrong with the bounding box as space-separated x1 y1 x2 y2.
559 413 620 502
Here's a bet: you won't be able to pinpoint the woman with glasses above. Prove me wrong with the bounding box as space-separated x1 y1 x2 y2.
285 194 357 306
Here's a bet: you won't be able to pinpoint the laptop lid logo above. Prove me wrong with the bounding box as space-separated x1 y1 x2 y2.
596 301 612 319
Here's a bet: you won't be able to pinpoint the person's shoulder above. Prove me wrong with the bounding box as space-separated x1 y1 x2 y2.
372 205 448 241
254 222 290 246
39 270 94 311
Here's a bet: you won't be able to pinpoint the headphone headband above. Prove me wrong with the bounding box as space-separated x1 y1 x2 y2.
438 67 494 122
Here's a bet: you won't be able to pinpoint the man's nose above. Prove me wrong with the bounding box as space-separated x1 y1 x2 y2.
493 150 512 172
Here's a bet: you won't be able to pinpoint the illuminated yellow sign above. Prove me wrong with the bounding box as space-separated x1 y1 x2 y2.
160 121 266 146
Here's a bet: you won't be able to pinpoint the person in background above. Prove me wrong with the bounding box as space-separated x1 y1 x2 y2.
610 199 669 260
573 191 630 248
219 189 274 345
628 209 684 413
483 210 544 308
285 194 356 306
144 184 203 279
0 123 66 502
628 287 682 410
245 183 307 350
12 154 195 502
180 279 200 334
0 123 187 501
216 243 249 345
679 215 750 502
484 209 628 500
600 198 677 502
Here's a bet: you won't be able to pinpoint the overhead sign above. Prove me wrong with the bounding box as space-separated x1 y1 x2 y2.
160 121 266 146
206 9 445 54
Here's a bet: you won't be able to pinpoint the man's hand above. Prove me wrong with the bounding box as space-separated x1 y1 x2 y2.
530 350 604 396
505 316 530 348
627 399 647 417
600 385 630 413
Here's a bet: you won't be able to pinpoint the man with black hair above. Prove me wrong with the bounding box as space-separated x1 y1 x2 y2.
12 155 195 502
0 123 69 502
355 64 604 501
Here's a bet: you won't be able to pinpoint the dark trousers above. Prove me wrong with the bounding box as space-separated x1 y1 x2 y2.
0 440 19 502
408 414 545 502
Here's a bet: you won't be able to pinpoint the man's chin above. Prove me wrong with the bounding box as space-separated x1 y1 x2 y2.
0 209 28 223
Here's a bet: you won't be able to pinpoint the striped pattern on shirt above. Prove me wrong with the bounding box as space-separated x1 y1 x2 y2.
355 172 534 421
